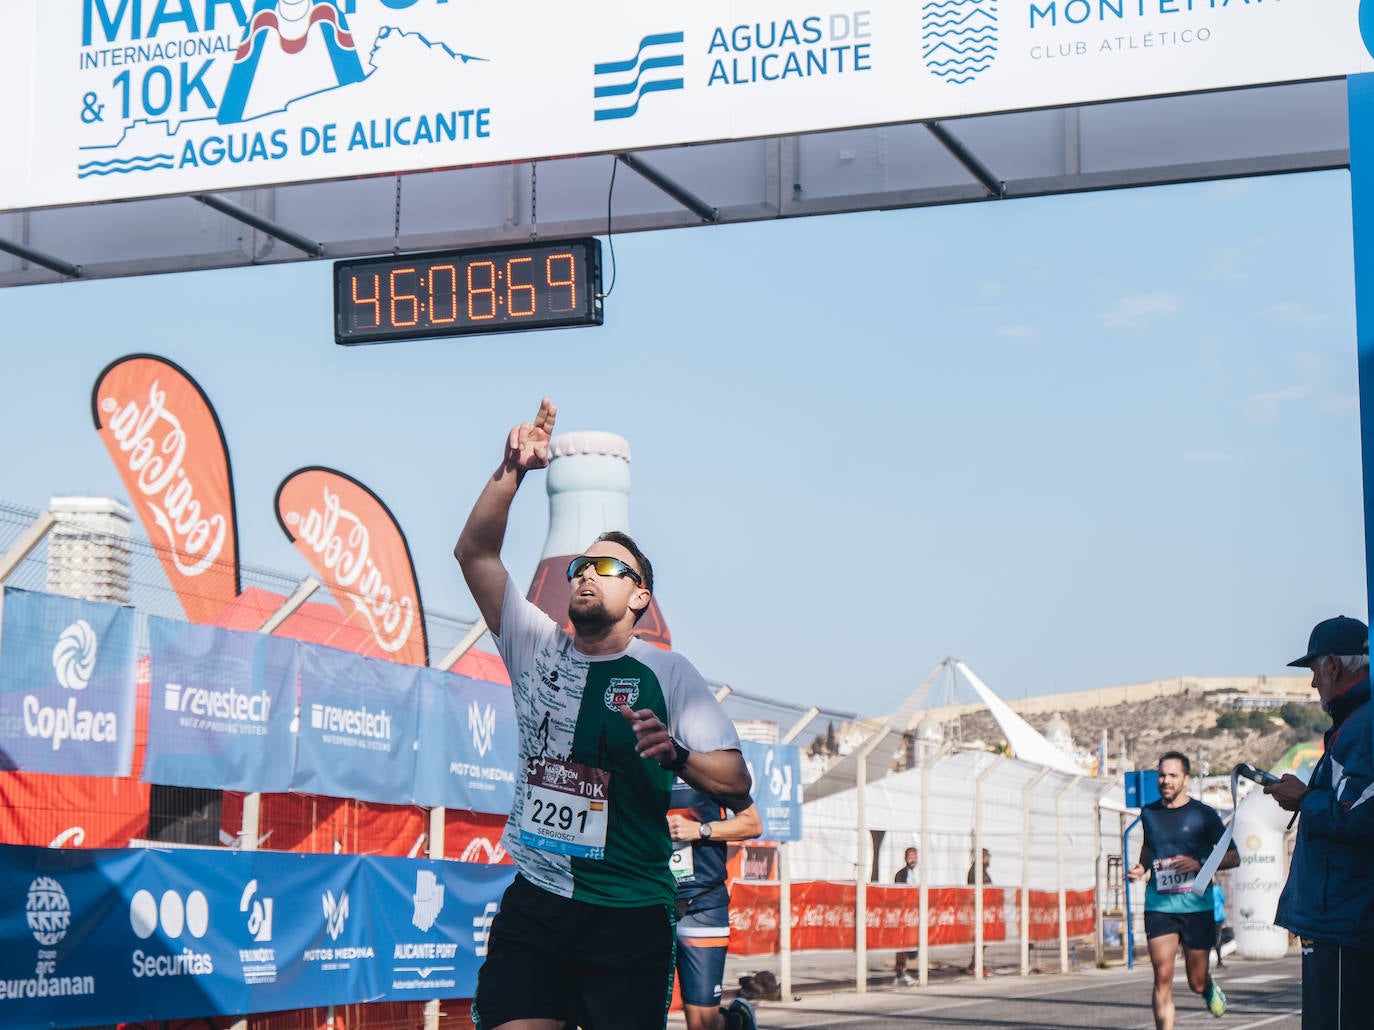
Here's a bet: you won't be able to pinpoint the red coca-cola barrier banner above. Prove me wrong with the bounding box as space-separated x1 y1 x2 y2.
92 354 241 625
728 883 1095 957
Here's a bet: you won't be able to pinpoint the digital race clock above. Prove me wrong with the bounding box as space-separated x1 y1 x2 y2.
334 237 603 345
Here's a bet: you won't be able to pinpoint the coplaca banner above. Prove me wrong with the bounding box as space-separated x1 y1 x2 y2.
2 0 1370 210
0 843 515 1030
0 589 136 777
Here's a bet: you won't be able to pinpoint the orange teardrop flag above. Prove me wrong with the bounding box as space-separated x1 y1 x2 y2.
274 467 428 667
91 354 241 624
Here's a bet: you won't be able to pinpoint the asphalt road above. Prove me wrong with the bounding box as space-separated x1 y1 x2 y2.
684 950 1303 1030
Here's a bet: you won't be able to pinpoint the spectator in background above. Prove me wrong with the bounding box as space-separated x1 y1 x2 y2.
894 846 919 986
1265 615 1374 1030
966 848 993 975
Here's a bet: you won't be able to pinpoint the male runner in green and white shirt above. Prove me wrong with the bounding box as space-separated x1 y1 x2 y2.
455 398 752 1030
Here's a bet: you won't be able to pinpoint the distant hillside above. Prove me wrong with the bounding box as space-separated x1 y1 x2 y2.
938 683 1327 775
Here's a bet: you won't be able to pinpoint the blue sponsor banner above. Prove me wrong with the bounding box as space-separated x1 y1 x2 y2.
740 741 803 842
0 588 136 776
0 843 515 1029
144 617 299 792
366 854 512 998
414 669 517 813
293 643 419 803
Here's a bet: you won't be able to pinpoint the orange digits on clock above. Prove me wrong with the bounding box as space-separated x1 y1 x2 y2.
351 273 382 329
389 267 418 327
507 256 535 317
430 264 458 324
547 253 576 312
468 261 497 320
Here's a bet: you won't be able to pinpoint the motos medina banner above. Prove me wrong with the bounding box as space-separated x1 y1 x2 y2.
2 0 1371 210
91 355 241 625
274 467 428 667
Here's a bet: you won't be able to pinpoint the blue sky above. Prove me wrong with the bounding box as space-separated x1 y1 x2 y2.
0 168 1365 716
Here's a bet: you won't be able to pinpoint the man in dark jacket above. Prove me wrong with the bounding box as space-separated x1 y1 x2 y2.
1266 615 1374 1030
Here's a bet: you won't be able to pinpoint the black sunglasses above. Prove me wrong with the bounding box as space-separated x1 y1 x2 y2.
566 554 643 586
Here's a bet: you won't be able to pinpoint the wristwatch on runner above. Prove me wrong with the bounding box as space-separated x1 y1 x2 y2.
698 822 713 839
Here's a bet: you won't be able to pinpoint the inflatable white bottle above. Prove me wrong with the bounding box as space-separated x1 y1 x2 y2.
1229 788 1291 959
524 431 671 649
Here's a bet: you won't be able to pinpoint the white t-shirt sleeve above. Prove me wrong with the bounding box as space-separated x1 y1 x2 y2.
491 576 558 687
663 653 741 755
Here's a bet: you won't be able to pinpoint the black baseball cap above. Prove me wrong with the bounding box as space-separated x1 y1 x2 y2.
1288 616 1369 667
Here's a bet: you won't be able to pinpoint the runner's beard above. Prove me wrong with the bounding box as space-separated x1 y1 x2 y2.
569 597 617 636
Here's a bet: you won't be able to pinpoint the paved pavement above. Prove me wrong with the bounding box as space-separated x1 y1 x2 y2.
668 944 1303 1029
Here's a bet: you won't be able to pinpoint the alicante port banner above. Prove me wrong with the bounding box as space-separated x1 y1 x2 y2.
143 616 299 793
2 0 1370 210
0 843 516 1030
91 356 241 626
0 589 136 777
274 467 428 668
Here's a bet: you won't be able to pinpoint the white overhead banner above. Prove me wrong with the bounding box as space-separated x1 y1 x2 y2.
2 0 1370 211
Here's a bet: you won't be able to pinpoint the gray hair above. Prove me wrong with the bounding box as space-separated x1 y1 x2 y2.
1339 655 1370 678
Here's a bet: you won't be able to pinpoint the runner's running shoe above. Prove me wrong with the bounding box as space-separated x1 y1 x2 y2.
727 997 758 1030
1205 979 1227 1017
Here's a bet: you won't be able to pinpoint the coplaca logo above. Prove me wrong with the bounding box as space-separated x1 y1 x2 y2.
23 621 119 751
52 621 97 691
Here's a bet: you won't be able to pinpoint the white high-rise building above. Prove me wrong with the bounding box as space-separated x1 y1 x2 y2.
45 496 132 604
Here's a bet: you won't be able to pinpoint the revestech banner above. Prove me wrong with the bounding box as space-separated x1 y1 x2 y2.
293 642 419 803
0 843 515 1030
144 617 299 792
0 589 136 776
1 0 1370 210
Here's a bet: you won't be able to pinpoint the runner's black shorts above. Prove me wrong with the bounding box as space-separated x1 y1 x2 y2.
1144 909 1216 951
473 873 676 1030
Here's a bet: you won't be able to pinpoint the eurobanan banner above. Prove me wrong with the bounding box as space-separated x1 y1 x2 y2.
0 843 516 1030
1 0 1371 210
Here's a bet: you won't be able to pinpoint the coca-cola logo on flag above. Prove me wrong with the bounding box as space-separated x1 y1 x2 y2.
275 467 427 666
91 355 241 624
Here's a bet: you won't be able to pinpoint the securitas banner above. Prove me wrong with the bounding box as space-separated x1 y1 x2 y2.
91 356 241 625
413 669 516 814
293 642 419 802
274 467 428 667
740 741 802 843
0 843 515 1030
0 589 136 776
144 617 298 792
